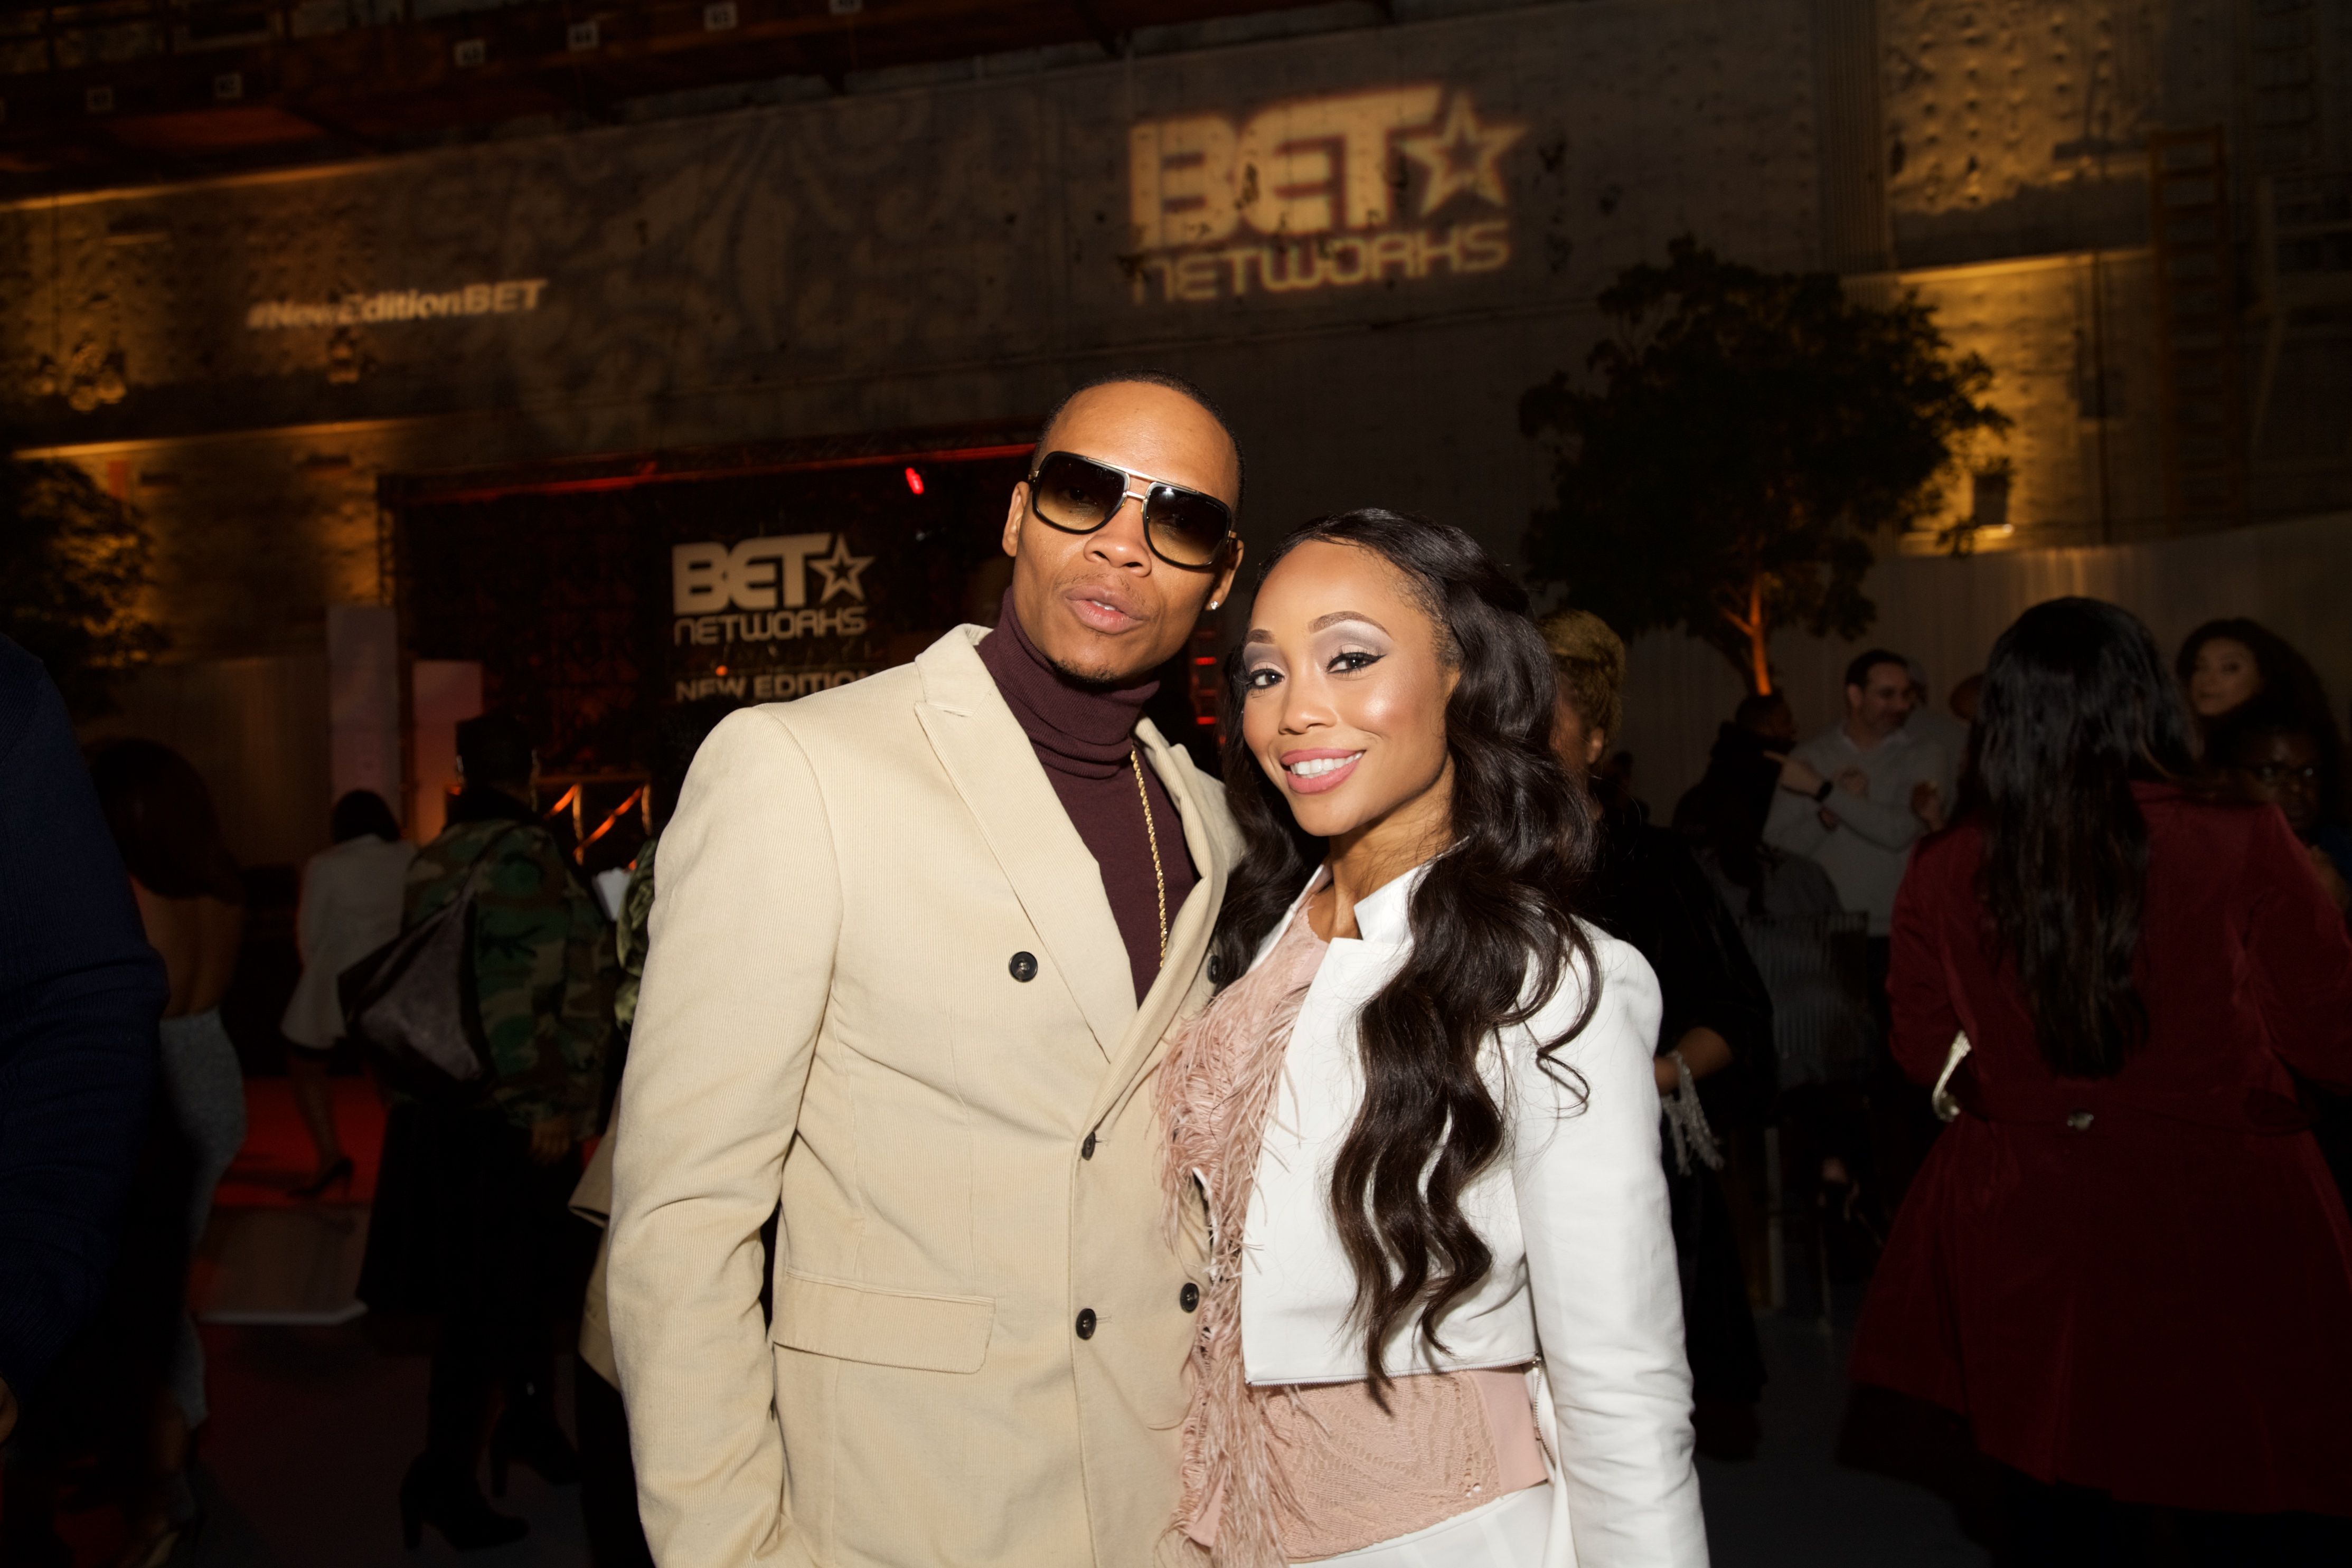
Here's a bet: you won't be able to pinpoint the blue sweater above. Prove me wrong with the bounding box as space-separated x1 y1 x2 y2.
0 636 166 1393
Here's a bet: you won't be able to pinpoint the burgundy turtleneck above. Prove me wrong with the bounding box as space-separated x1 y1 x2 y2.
977 589 1199 1002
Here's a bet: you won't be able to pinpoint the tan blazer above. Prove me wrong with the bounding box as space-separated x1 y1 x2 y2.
608 626 1237 1568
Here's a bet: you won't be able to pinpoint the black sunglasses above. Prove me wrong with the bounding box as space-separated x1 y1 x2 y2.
1023 450 1234 570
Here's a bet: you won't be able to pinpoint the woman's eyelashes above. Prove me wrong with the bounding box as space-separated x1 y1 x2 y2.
1242 641 1384 692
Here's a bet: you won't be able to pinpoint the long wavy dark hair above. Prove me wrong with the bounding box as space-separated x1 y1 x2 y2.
2174 616 2332 726
88 738 243 903
1210 509 1603 1390
1975 598 2197 1078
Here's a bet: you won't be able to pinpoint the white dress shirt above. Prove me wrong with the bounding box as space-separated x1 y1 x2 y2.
1763 722 1946 936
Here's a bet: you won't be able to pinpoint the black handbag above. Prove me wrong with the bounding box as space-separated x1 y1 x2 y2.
338 828 522 1102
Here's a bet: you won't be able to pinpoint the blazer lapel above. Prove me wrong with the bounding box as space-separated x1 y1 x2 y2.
1088 716 1231 1125
914 628 1137 1059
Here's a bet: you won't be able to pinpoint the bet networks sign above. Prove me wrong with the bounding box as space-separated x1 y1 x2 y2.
670 532 876 700
1125 84 1523 305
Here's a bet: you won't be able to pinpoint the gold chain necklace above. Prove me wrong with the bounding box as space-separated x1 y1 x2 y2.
1129 749 1168 962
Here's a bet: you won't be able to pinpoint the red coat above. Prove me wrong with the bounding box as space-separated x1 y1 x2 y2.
1849 783 2352 1515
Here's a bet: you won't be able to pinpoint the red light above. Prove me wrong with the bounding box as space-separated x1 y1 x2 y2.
714 664 728 675
903 466 925 495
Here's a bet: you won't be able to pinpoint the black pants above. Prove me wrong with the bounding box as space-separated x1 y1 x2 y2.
2000 1468 2352 1567
577 1365 654 1568
1666 1155 1765 1406
426 1307 554 1477
1776 1081 1882 1304
362 1104 589 1485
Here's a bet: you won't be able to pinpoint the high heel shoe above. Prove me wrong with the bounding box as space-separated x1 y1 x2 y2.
291 1155 355 1199
399 1453 528 1551
487 1404 581 1497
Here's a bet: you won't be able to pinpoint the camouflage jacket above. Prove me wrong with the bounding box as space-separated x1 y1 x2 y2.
612 829 658 1038
406 800 615 1136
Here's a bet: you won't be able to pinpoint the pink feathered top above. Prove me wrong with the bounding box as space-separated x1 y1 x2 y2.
1159 895 1547 1566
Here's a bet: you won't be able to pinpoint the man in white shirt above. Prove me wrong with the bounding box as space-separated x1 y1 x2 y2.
1764 648 1947 939
1765 647 1952 1224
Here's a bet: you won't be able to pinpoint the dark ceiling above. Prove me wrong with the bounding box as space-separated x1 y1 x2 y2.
0 0 1338 198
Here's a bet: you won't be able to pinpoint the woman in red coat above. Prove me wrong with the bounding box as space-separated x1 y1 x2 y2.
1849 598 2352 1563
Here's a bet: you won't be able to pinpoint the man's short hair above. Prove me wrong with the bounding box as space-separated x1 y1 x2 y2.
1845 648 1911 692
1733 692 1791 732
1034 370 1245 508
457 712 534 789
1541 609 1625 740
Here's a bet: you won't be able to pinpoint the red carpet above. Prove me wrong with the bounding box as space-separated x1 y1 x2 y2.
192 1074 385 1328
215 1073 385 1208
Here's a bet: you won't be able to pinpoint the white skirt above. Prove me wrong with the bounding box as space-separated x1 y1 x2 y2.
1296 1485 1550 1567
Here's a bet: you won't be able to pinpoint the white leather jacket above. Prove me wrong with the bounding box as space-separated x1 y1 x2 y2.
1229 866 1709 1566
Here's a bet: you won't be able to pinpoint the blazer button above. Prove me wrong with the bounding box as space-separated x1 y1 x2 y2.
1081 1132 1097 1159
1009 951 1038 982
1180 1282 1200 1312
1075 1308 1097 1340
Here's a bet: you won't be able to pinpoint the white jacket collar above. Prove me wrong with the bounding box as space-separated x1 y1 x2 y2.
1249 857 1433 973
1350 861 1428 944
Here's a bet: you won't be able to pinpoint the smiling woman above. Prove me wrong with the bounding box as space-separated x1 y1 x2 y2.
1238 563 1459 825
1159 509 1706 1567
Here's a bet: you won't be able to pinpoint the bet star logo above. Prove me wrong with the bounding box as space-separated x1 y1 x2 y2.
1125 83 1526 305
1128 84 1527 251
671 532 874 612
1399 95 1525 216
810 535 873 602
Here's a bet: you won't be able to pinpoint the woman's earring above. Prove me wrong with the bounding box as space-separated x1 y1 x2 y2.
1208 600 1220 610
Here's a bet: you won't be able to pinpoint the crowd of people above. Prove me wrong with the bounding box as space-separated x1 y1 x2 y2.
3 371 2350 1568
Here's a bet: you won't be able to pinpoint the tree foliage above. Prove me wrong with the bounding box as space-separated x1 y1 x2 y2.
1520 238 2008 693
0 454 167 716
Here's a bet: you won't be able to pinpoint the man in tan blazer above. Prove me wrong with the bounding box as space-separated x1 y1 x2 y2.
609 374 1245 1567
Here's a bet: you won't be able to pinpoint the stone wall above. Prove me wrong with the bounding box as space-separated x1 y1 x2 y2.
0 0 1860 669
4 0 2342 852
4 1 1827 451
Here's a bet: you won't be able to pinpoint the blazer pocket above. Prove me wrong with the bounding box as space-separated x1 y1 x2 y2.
770 1269 995 1374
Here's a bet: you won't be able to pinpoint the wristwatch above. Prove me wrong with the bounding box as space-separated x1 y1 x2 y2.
1813 778 1835 803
